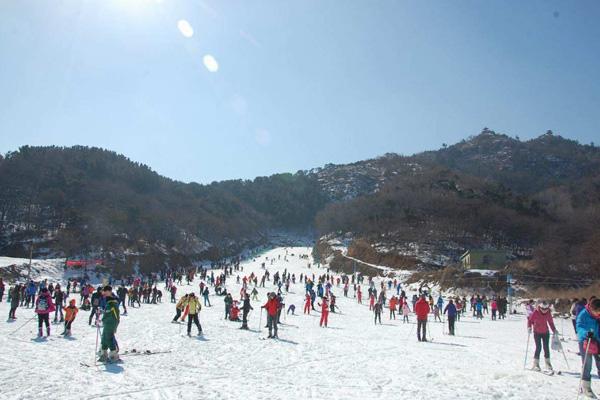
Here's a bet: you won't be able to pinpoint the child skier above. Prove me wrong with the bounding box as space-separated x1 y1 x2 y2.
402 301 410 323
172 294 188 323
62 299 79 336
304 293 311 314
318 296 329 328
527 301 557 372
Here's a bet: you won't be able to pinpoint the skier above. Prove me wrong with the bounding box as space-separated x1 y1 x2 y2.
172 294 188 323
402 301 410 323
53 285 65 322
303 293 311 315
224 293 233 320
373 300 382 325
202 287 211 307
415 294 430 342
576 297 600 398
89 287 102 325
262 292 279 338
62 299 79 336
527 301 557 372
98 286 121 363
240 294 253 330
318 296 329 328
8 284 21 320
185 292 202 336
444 299 457 335
433 305 442 322
491 298 498 320
389 296 397 320
35 288 55 337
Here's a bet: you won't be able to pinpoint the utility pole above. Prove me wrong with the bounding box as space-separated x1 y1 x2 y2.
507 273 513 319
27 243 33 279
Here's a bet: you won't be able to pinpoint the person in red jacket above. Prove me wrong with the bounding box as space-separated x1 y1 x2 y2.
319 297 329 327
369 293 375 311
262 292 279 338
304 293 311 315
527 301 557 371
357 287 362 304
414 294 431 342
389 296 397 320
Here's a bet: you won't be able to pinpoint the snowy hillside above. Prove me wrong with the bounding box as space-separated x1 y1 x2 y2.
0 247 583 400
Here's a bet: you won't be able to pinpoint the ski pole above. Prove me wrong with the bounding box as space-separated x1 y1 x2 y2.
559 341 570 370
524 330 531 370
94 310 100 365
258 308 263 334
577 337 592 400
8 315 36 336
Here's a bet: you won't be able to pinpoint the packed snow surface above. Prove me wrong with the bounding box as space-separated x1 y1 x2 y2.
0 247 584 399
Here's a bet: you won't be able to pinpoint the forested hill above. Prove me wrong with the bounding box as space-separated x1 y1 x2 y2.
0 146 327 263
1 129 599 278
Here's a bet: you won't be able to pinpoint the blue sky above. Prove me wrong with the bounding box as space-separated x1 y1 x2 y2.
1 1 599 183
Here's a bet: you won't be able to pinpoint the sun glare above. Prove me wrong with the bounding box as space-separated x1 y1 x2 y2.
177 19 194 38
203 54 219 72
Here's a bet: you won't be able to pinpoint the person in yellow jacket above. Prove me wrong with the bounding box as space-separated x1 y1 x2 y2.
172 294 188 323
186 293 202 336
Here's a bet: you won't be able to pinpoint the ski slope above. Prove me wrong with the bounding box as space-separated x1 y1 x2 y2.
0 247 585 400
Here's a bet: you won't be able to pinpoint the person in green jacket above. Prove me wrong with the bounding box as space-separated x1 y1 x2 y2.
98 286 120 363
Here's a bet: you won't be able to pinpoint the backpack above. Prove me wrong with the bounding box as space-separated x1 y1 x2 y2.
37 296 49 312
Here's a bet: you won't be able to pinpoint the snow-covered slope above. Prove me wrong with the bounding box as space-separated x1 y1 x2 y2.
0 247 582 400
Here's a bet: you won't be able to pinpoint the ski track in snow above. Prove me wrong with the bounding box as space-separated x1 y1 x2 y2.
0 247 586 399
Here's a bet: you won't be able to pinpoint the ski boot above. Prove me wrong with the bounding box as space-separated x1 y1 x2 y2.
46 327 50 337
109 350 120 363
582 381 598 399
65 330 71 337
532 359 541 371
544 358 554 373
98 350 109 363
37 329 43 338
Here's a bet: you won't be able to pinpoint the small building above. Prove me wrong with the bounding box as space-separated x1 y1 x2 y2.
460 249 508 270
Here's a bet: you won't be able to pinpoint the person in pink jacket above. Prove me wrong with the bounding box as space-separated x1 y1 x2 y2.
35 288 56 337
527 301 557 372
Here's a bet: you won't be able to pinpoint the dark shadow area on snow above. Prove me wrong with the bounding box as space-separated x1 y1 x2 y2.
103 364 124 374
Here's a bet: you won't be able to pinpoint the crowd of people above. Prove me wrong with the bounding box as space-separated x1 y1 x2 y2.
1 250 600 398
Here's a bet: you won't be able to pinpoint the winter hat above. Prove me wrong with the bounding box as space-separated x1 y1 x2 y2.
539 301 550 310
69 299 76 306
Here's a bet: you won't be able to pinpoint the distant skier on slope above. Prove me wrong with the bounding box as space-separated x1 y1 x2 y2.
318 296 329 328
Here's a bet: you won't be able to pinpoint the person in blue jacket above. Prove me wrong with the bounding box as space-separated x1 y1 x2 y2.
444 299 457 335
437 296 444 311
26 281 37 308
576 297 600 399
